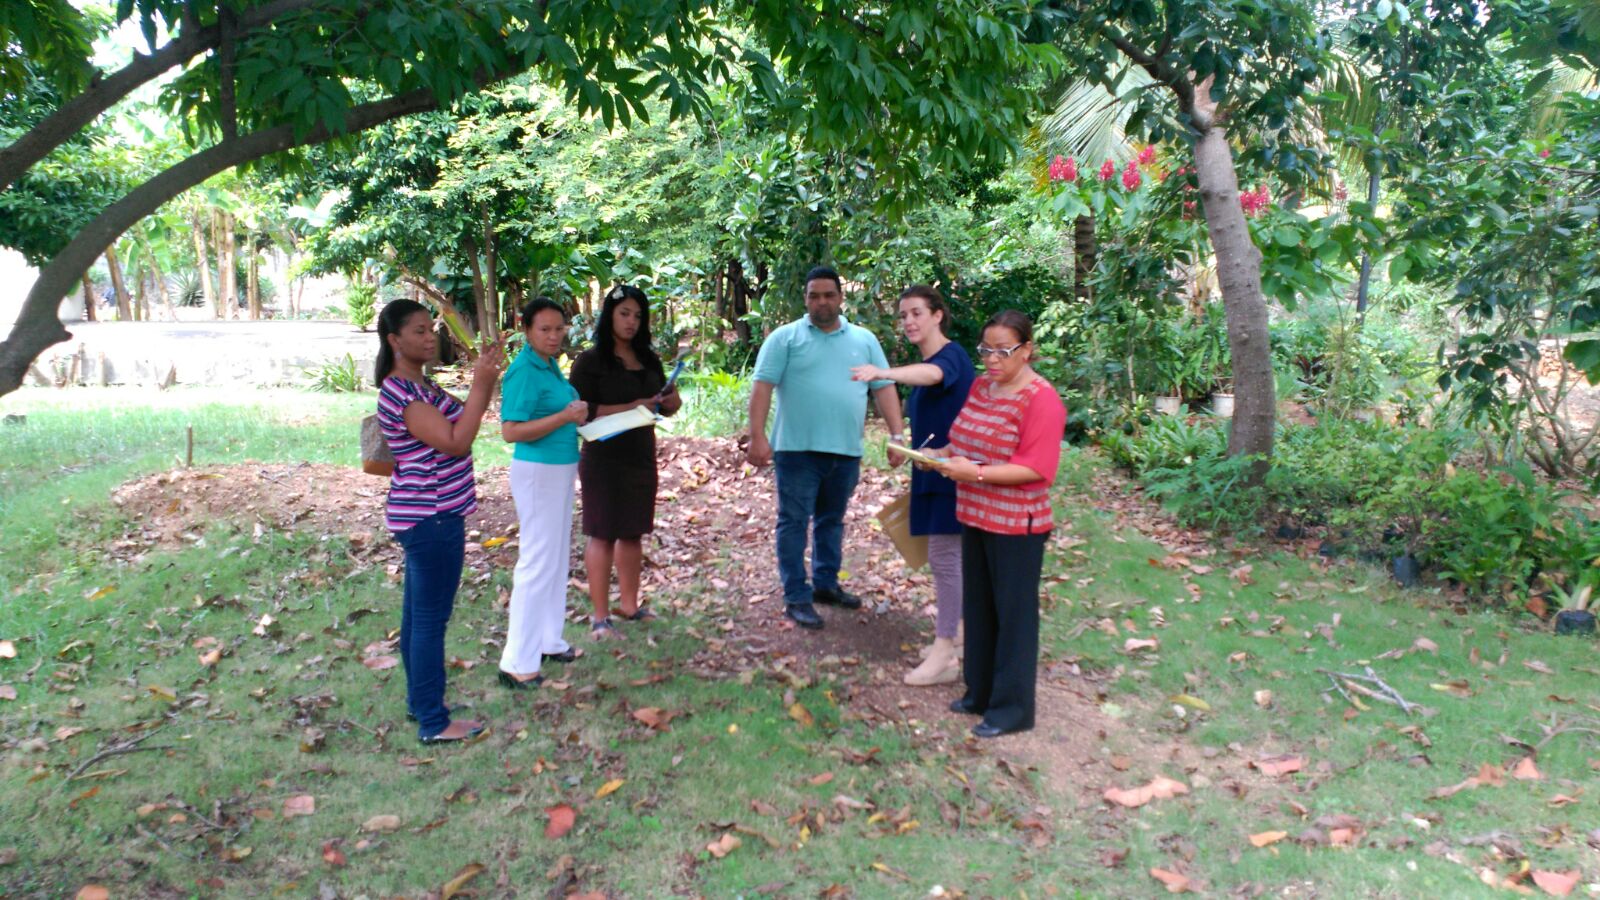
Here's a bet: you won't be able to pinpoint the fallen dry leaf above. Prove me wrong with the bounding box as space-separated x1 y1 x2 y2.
322 841 346 867
1253 690 1273 708
0 640 15 659
282 794 315 819
1249 830 1288 848
1229 564 1254 585
1531 869 1580 896
0 686 16 701
544 804 576 839
632 707 674 730
1511 757 1543 781
1251 755 1305 777
595 779 625 799
440 862 486 900
1434 763 1505 799
362 655 399 671
1124 638 1159 653
75 887 110 900
1103 776 1189 808
361 814 401 833
1547 794 1581 807
1150 867 1193 893
1413 637 1439 654
788 703 815 728
1523 660 1555 675
807 772 835 787
706 833 742 858
198 648 221 667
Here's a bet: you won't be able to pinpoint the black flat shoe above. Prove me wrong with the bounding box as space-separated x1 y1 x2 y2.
973 721 1031 739
406 713 417 723
812 587 863 609
784 603 824 630
949 697 983 715
542 648 580 663
419 721 487 745
498 670 543 690
617 606 657 621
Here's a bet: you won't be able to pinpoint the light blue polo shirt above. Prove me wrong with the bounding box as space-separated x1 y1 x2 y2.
753 315 893 457
502 345 579 464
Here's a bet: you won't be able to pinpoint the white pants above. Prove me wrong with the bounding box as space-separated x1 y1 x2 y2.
501 459 576 675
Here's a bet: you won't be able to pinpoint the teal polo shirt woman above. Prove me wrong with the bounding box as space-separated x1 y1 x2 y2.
497 297 589 689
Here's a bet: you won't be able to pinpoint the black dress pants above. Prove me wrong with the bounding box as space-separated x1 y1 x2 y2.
959 526 1049 731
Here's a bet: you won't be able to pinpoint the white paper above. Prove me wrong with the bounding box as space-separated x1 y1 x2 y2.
578 404 661 441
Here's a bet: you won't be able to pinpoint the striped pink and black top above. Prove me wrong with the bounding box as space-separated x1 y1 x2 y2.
947 375 1066 535
377 376 477 533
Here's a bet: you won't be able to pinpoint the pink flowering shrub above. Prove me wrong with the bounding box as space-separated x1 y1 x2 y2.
1048 154 1078 182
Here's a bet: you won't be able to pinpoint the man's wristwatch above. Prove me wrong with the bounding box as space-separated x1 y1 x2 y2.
890 433 905 445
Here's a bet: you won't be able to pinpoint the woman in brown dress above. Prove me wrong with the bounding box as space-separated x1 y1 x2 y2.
569 285 681 639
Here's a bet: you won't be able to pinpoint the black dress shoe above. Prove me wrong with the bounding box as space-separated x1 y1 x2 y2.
973 721 1031 739
498 670 543 690
542 648 580 664
784 603 825 630
812 587 863 609
949 697 983 715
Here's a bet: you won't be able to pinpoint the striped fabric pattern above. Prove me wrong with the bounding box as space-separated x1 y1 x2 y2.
377 376 478 533
948 377 1058 535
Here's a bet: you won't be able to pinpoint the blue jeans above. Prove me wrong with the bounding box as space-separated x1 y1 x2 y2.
773 451 860 606
395 512 465 739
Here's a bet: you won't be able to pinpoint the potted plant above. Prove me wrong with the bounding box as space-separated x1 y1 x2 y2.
1552 583 1595 636
1210 376 1235 418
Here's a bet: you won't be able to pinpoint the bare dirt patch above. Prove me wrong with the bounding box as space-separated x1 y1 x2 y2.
107 436 1132 803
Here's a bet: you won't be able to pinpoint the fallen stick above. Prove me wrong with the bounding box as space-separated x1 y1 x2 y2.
57 728 170 789
1315 668 1417 715
1324 674 1364 710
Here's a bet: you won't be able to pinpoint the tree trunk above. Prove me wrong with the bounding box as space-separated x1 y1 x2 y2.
218 212 238 319
1194 124 1275 472
133 259 147 322
482 211 500 339
463 239 488 335
246 231 261 319
82 272 97 322
191 210 217 315
152 252 173 321
1353 165 1382 323
105 244 133 320
1073 214 1096 302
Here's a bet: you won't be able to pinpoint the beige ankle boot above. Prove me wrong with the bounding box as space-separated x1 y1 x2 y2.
905 638 959 686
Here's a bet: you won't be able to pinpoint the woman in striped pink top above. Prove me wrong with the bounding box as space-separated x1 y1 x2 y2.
924 309 1065 738
375 299 504 744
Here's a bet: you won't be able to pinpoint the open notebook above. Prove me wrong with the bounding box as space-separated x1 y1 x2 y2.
577 404 661 442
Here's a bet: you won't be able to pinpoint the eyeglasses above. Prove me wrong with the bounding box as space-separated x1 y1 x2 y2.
975 344 1023 359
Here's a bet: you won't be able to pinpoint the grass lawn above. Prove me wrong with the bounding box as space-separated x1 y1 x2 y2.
1 387 1596 898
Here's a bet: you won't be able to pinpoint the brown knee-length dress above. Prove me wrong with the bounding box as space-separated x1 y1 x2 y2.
569 348 666 540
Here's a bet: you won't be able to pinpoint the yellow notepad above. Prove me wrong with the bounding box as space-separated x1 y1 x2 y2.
886 442 945 467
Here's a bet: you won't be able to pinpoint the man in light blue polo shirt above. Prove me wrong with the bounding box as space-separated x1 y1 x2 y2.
747 266 905 630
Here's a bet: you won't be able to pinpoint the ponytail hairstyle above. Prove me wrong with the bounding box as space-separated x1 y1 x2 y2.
593 284 660 370
374 299 429 386
898 284 951 335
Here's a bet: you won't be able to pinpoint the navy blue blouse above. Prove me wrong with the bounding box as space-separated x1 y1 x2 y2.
906 341 977 535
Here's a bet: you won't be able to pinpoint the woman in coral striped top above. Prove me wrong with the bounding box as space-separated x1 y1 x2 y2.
927 309 1065 738
375 299 503 744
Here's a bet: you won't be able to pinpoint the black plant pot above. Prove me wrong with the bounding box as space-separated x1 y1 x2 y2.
1392 553 1421 588
1554 609 1596 636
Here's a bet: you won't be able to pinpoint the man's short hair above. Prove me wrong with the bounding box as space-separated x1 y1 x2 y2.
804 266 842 293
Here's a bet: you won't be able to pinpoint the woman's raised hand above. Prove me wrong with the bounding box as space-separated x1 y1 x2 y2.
850 363 885 383
474 343 506 380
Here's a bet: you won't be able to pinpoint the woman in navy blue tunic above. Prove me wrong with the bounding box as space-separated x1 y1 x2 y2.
851 284 975 685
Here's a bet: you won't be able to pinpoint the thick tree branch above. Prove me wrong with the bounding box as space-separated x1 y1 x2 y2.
0 0 320 192
0 76 517 396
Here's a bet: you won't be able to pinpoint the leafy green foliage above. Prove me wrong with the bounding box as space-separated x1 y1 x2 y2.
307 354 364 393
